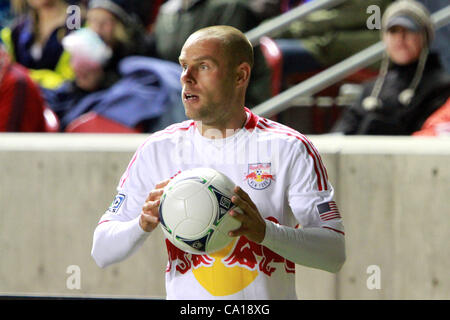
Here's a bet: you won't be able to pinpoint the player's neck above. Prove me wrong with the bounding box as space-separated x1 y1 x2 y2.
196 108 247 140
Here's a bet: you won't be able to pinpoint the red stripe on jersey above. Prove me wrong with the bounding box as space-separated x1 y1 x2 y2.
265 119 329 185
244 107 259 130
98 220 110 225
260 118 329 183
119 122 195 188
257 120 328 191
322 226 345 235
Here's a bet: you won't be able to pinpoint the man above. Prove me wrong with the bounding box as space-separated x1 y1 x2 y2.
150 0 272 107
331 0 450 135
91 26 345 299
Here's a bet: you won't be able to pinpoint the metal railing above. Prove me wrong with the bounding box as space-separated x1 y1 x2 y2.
249 5 450 118
246 0 347 45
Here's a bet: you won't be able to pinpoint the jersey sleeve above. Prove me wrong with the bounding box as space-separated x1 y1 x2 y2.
98 143 156 224
286 138 344 236
91 142 156 268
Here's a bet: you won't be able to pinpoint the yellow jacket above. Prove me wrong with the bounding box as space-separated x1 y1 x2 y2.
1 27 74 89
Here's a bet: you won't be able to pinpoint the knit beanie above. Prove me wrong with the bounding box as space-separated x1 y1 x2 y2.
381 0 434 45
88 0 134 26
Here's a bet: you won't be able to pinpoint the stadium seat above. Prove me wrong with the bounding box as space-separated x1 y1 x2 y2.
281 0 308 13
278 56 378 134
146 0 164 32
43 107 60 132
259 36 283 97
65 112 141 133
282 67 378 133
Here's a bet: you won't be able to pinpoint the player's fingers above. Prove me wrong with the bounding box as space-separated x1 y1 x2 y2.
147 188 164 201
228 208 245 222
143 213 159 223
234 186 257 210
141 212 159 224
155 179 171 189
142 199 160 213
139 212 160 232
228 225 247 237
145 180 170 201
231 195 255 215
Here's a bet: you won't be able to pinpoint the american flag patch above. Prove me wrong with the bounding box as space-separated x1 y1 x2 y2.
317 201 341 221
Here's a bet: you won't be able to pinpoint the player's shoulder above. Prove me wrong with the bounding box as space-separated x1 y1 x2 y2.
255 116 313 146
138 120 195 148
153 119 195 137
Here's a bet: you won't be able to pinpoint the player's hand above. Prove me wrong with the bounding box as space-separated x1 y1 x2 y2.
228 186 266 243
139 179 170 232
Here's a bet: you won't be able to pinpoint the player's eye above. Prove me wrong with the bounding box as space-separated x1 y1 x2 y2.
199 63 209 70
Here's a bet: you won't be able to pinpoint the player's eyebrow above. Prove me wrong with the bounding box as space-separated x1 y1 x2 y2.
179 55 220 66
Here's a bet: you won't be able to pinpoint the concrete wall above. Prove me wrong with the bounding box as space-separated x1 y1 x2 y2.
1 134 449 299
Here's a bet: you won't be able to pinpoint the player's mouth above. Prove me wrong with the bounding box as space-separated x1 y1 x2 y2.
183 92 200 103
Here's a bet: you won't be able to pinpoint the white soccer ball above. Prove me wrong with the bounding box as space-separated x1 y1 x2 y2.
158 168 242 254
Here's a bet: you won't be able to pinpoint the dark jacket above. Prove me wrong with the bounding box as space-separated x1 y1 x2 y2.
331 53 450 135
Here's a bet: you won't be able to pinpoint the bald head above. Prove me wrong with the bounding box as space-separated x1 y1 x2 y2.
183 25 254 69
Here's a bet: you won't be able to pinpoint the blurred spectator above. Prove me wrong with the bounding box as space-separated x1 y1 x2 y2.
273 0 393 76
330 0 450 135
84 0 155 88
0 0 14 29
149 0 274 107
43 28 186 132
413 97 450 136
0 0 75 89
42 0 180 132
0 46 46 132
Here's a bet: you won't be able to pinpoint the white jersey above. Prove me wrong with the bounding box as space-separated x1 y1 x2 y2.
93 108 345 299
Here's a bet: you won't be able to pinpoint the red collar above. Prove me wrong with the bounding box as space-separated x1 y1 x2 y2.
244 107 259 130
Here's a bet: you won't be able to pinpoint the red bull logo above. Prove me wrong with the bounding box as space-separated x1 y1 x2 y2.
165 216 294 296
165 240 213 274
244 163 275 190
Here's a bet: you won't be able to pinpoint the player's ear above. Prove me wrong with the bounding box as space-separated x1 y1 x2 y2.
235 62 251 88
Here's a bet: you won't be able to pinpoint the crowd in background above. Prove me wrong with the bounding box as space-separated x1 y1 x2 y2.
0 0 449 135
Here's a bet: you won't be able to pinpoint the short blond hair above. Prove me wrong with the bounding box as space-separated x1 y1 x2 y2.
187 25 254 69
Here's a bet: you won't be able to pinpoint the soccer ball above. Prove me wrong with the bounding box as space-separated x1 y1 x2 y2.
158 168 242 254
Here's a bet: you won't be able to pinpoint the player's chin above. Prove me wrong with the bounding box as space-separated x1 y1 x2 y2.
184 104 208 122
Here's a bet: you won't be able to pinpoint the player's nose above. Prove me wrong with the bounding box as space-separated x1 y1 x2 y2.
181 66 195 85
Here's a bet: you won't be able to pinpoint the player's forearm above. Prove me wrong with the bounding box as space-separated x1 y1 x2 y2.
261 221 346 273
91 217 150 268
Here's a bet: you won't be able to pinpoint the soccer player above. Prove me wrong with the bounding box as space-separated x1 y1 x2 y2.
91 25 346 299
